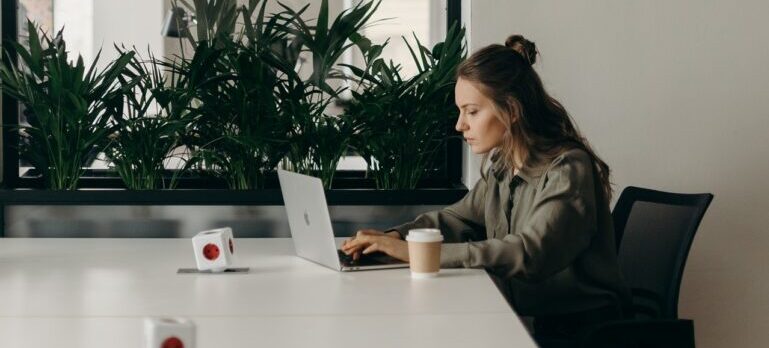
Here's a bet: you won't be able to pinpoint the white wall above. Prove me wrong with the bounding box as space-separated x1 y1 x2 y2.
45 0 164 70
92 0 164 70
465 1 769 347
54 0 93 64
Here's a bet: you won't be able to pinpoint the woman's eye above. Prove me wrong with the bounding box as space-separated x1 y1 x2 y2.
468 110 478 116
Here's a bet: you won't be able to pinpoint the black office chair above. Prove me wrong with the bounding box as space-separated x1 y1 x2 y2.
578 186 713 348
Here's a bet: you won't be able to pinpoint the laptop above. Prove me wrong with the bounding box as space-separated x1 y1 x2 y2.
278 169 409 271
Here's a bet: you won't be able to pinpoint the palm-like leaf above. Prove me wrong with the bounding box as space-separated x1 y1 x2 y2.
272 0 381 187
104 48 189 190
0 21 133 189
159 0 301 189
345 24 466 189
277 0 380 95
178 40 293 189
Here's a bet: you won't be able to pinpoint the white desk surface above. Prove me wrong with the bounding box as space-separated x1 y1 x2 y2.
0 238 536 348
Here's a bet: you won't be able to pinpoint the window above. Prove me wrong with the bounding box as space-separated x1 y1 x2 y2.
1 0 461 188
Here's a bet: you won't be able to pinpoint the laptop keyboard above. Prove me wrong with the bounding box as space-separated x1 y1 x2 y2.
337 249 401 267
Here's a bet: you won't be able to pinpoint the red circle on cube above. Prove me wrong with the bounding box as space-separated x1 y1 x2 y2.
203 243 220 261
229 239 234 254
161 336 184 348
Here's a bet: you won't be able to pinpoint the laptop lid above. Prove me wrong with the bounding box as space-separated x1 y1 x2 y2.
278 169 343 271
278 169 409 272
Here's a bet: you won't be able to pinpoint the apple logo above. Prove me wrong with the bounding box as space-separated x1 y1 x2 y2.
303 211 310 226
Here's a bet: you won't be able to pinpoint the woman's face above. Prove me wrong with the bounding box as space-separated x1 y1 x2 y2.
454 78 507 154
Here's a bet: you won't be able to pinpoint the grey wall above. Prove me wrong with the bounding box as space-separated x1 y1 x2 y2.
4 205 441 239
463 1 769 346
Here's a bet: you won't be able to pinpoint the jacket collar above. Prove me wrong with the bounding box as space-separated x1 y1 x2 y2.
490 150 546 184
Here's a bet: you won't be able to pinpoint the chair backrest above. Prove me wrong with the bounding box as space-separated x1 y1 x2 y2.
612 186 713 319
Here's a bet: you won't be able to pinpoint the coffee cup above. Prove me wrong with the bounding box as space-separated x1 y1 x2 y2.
406 228 444 278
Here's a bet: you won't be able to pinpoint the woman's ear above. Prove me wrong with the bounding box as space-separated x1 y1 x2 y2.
507 98 523 123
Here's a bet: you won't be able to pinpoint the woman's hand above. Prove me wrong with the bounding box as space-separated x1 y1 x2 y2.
340 229 409 262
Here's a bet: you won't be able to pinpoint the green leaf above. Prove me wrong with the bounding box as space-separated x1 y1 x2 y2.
26 21 43 73
193 0 209 42
317 0 329 43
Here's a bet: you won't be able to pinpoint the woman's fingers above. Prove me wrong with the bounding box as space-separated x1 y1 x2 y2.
341 242 361 254
342 238 358 249
341 235 371 255
342 234 365 249
343 235 384 257
340 231 369 255
343 235 409 262
363 237 396 255
362 243 379 255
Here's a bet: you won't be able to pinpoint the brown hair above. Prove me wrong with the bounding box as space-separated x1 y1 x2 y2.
457 35 613 200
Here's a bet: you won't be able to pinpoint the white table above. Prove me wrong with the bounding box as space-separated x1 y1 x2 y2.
0 238 536 348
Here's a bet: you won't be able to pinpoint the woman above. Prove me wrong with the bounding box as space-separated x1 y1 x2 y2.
341 35 630 341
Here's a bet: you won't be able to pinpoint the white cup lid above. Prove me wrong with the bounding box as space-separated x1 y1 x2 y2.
406 228 443 243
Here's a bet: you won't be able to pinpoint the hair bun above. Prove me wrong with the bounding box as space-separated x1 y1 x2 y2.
505 35 537 65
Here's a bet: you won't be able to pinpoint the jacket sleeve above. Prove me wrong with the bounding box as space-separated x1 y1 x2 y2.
387 175 489 244
440 154 598 282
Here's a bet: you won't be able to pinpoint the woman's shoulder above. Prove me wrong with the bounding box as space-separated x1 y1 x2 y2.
489 148 594 185
542 147 595 185
552 147 592 166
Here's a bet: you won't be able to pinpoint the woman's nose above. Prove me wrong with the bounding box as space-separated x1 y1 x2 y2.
455 115 467 132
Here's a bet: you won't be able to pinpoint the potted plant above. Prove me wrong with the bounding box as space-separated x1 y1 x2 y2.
1 0 465 194
277 0 379 188
0 21 134 189
104 48 189 190
345 24 466 189
166 0 319 189
170 0 380 189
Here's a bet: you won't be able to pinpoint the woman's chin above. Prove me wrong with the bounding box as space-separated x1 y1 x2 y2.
469 144 490 155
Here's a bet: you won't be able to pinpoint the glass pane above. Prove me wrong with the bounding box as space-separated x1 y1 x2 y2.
16 0 166 177
359 0 446 78
342 0 447 170
17 0 55 176
18 0 53 34
13 0 448 176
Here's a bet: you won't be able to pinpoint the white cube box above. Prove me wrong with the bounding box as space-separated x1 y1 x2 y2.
192 227 235 272
144 317 195 348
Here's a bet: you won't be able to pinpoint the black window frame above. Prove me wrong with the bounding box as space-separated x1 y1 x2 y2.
1 0 463 190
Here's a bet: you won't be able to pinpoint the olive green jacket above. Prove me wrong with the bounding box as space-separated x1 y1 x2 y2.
389 148 631 316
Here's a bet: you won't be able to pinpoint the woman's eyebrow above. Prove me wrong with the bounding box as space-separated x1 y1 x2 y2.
459 103 479 109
